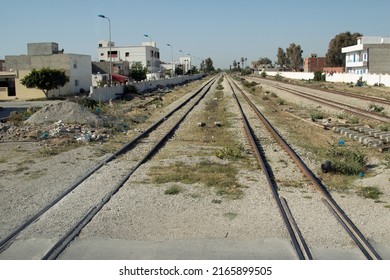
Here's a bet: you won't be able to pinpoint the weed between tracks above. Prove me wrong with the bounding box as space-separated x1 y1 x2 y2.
152 160 244 199
149 78 252 200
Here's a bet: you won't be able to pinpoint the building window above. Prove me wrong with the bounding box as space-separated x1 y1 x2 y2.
100 53 104 57
73 60 77 69
108 51 118 58
98 43 103 47
75 80 79 87
363 53 367 62
125 52 129 57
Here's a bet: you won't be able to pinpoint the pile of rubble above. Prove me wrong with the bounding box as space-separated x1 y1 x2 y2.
0 120 109 143
25 101 103 125
0 101 110 144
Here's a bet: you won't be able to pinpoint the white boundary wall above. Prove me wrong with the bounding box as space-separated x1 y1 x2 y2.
89 74 204 102
261 71 390 87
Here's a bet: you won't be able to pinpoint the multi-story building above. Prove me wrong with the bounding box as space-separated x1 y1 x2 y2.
342 36 390 74
303 54 326 72
2 42 92 100
97 40 161 74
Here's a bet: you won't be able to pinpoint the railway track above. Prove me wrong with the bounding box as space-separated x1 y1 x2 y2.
251 77 390 123
0 75 219 259
226 74 382 260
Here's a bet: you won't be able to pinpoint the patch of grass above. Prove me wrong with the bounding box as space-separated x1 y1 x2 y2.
378 124 389 132
348 116 360 124
383 154 390 168
262 96 269 101
151 160 244 199
276 98 286 105
270 92 278 98
25 169 47 180
223 212 238 220
164 185 183 195
12 166 29 174
0 157 7 164
212 199 222 204
357 186 383 200
213 146 243 160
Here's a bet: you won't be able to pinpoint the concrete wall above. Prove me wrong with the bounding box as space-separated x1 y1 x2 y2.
368 45 390 75
261 71 390 87
89 74 205 102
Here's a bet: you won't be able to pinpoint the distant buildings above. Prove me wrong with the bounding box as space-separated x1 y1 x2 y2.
2 42 91 100
97 40 161 75
342 36 390 74
303 54 325 73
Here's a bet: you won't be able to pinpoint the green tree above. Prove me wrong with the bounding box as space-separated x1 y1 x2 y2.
20 68 69 99
325 31 362 67
175 66 184 76
258 57 272 65
286 43 303 71
276 47 287 66
232 60 237 69
204 57 215 73
130 62 147 81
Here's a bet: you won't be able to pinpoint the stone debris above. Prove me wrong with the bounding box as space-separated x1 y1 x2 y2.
0 121 109 143
24 101 103 125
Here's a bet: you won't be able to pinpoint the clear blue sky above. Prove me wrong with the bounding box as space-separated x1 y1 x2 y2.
1 0 390 69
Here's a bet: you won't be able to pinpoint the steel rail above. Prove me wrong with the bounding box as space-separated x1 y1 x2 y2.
42 76 219 259
0 76 217 253
226 75 307 260
258 79 389 123
255 76 390 106
229 76 382 260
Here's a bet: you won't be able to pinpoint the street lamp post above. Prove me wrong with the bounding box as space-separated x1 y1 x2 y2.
144 34 153 74
98 14 112 86
167 44 174 77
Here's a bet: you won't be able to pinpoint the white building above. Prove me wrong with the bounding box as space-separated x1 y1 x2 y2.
3 42 92 100
97 40 161 74
179 56 192 74
342 36 390 74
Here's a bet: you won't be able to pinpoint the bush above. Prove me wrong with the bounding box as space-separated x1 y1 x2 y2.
124 84 138 94
313 71 326 82
274 73 283 81
326 144 366 175
276 98 286 105
260 71 267 78
355 77 366 87
164 185 183 195
310 110 324 120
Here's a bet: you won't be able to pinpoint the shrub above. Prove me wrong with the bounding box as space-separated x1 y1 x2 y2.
260 71 267 78
313 71 326 82
310 110 324 120
276 98 286 105
124 84 138 94
326 144 366 175
357 186 383 200
164 185 183 195
274 73 283 81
